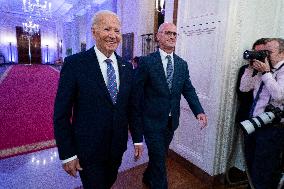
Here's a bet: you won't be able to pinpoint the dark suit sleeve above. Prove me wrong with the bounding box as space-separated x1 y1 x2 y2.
128 57 147 143
181 61 205 117
53 57 77 160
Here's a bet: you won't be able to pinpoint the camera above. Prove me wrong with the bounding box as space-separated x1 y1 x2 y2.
243 50 269 62
240 105 284 135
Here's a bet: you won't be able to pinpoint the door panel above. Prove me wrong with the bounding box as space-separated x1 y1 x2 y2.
16 26 41 64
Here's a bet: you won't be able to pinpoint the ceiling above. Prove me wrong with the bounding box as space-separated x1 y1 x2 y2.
0 0 109 22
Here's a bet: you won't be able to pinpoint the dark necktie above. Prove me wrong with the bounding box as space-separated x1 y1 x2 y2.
105 59 118 104
249 82 264 117
166 55 174 90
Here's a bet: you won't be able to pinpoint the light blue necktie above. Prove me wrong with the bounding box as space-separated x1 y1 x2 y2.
105 59 118 104
166 55 174 90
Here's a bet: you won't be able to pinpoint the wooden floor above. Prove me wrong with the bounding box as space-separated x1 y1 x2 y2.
111 157 247 189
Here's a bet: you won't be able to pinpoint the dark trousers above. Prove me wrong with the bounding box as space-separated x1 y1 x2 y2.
244 126 284 189
79 157 122 189
144 117 175 189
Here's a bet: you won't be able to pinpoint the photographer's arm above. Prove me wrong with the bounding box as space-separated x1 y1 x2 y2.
239 66 257 92
262 67 284 101
253 58 284 101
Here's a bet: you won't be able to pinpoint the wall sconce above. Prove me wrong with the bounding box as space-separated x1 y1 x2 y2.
56 40 63 63
59 39 62 53
9 42 13 63
46 45 49 64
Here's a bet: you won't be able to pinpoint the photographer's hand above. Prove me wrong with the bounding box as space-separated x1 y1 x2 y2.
252 58 270 73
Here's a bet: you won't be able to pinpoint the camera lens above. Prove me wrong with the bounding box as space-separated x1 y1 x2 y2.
243 50 268 61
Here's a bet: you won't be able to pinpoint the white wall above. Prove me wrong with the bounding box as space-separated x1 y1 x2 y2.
164 0 174 23
169 0 230 175
117 0 155 57
0 12 18 63
40 21 57 64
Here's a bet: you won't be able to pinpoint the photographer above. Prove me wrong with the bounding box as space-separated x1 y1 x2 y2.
240 38 284 189
236 38 268 123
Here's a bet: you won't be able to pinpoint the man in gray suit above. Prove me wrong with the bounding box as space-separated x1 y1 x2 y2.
134 23 208 189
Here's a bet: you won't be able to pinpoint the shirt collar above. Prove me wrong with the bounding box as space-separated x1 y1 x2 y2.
94 46 116 64
159 48 173 60
273 60 284 70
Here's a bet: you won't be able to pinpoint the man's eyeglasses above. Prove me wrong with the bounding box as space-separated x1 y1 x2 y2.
163 31 177 37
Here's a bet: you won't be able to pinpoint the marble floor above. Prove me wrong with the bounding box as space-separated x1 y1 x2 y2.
0 142 251 189
0 139 148 189
0 145 249 189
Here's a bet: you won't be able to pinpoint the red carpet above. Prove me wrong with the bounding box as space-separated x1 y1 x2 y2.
0 65 59 158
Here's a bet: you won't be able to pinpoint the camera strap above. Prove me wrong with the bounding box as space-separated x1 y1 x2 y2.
275 62 284 71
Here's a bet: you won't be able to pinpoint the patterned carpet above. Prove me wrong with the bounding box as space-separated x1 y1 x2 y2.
0 65 60 158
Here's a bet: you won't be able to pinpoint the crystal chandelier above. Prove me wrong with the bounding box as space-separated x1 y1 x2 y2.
22 0 52 20
22 16 39 65
22 16 39 36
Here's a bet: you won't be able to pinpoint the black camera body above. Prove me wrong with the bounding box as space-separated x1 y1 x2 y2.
240 105 284 135
265 104 283 123
243 50 269 62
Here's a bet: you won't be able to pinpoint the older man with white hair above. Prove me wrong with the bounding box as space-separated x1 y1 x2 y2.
53 10 143 189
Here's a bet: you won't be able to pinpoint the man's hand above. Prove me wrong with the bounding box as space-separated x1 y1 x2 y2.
252 58 270 73
197 113 208 130
63 158 83 177
134 144 143 161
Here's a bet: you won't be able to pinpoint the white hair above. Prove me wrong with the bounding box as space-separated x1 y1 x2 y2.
158 22 176 33
91 10 120 28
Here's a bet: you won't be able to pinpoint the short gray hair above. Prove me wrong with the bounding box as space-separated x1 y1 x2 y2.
91 10 120 29
266 38 284 53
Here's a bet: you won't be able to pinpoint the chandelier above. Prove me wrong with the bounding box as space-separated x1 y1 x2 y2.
22 16 39 65
155 0 165 14
22 16 39 36
22 0 52 20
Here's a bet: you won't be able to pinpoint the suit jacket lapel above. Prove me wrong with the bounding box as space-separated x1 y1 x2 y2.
116 54 127 105
85 47 113 105
172 53 182 93
154 51 171 94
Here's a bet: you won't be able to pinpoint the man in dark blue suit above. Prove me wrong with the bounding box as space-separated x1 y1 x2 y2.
53 10 143 189
134 23 208 189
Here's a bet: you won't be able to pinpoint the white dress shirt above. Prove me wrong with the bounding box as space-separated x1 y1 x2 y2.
95 46 120 89
159 48 174 77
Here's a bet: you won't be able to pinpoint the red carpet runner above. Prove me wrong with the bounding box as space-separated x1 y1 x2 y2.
0 65 59 158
